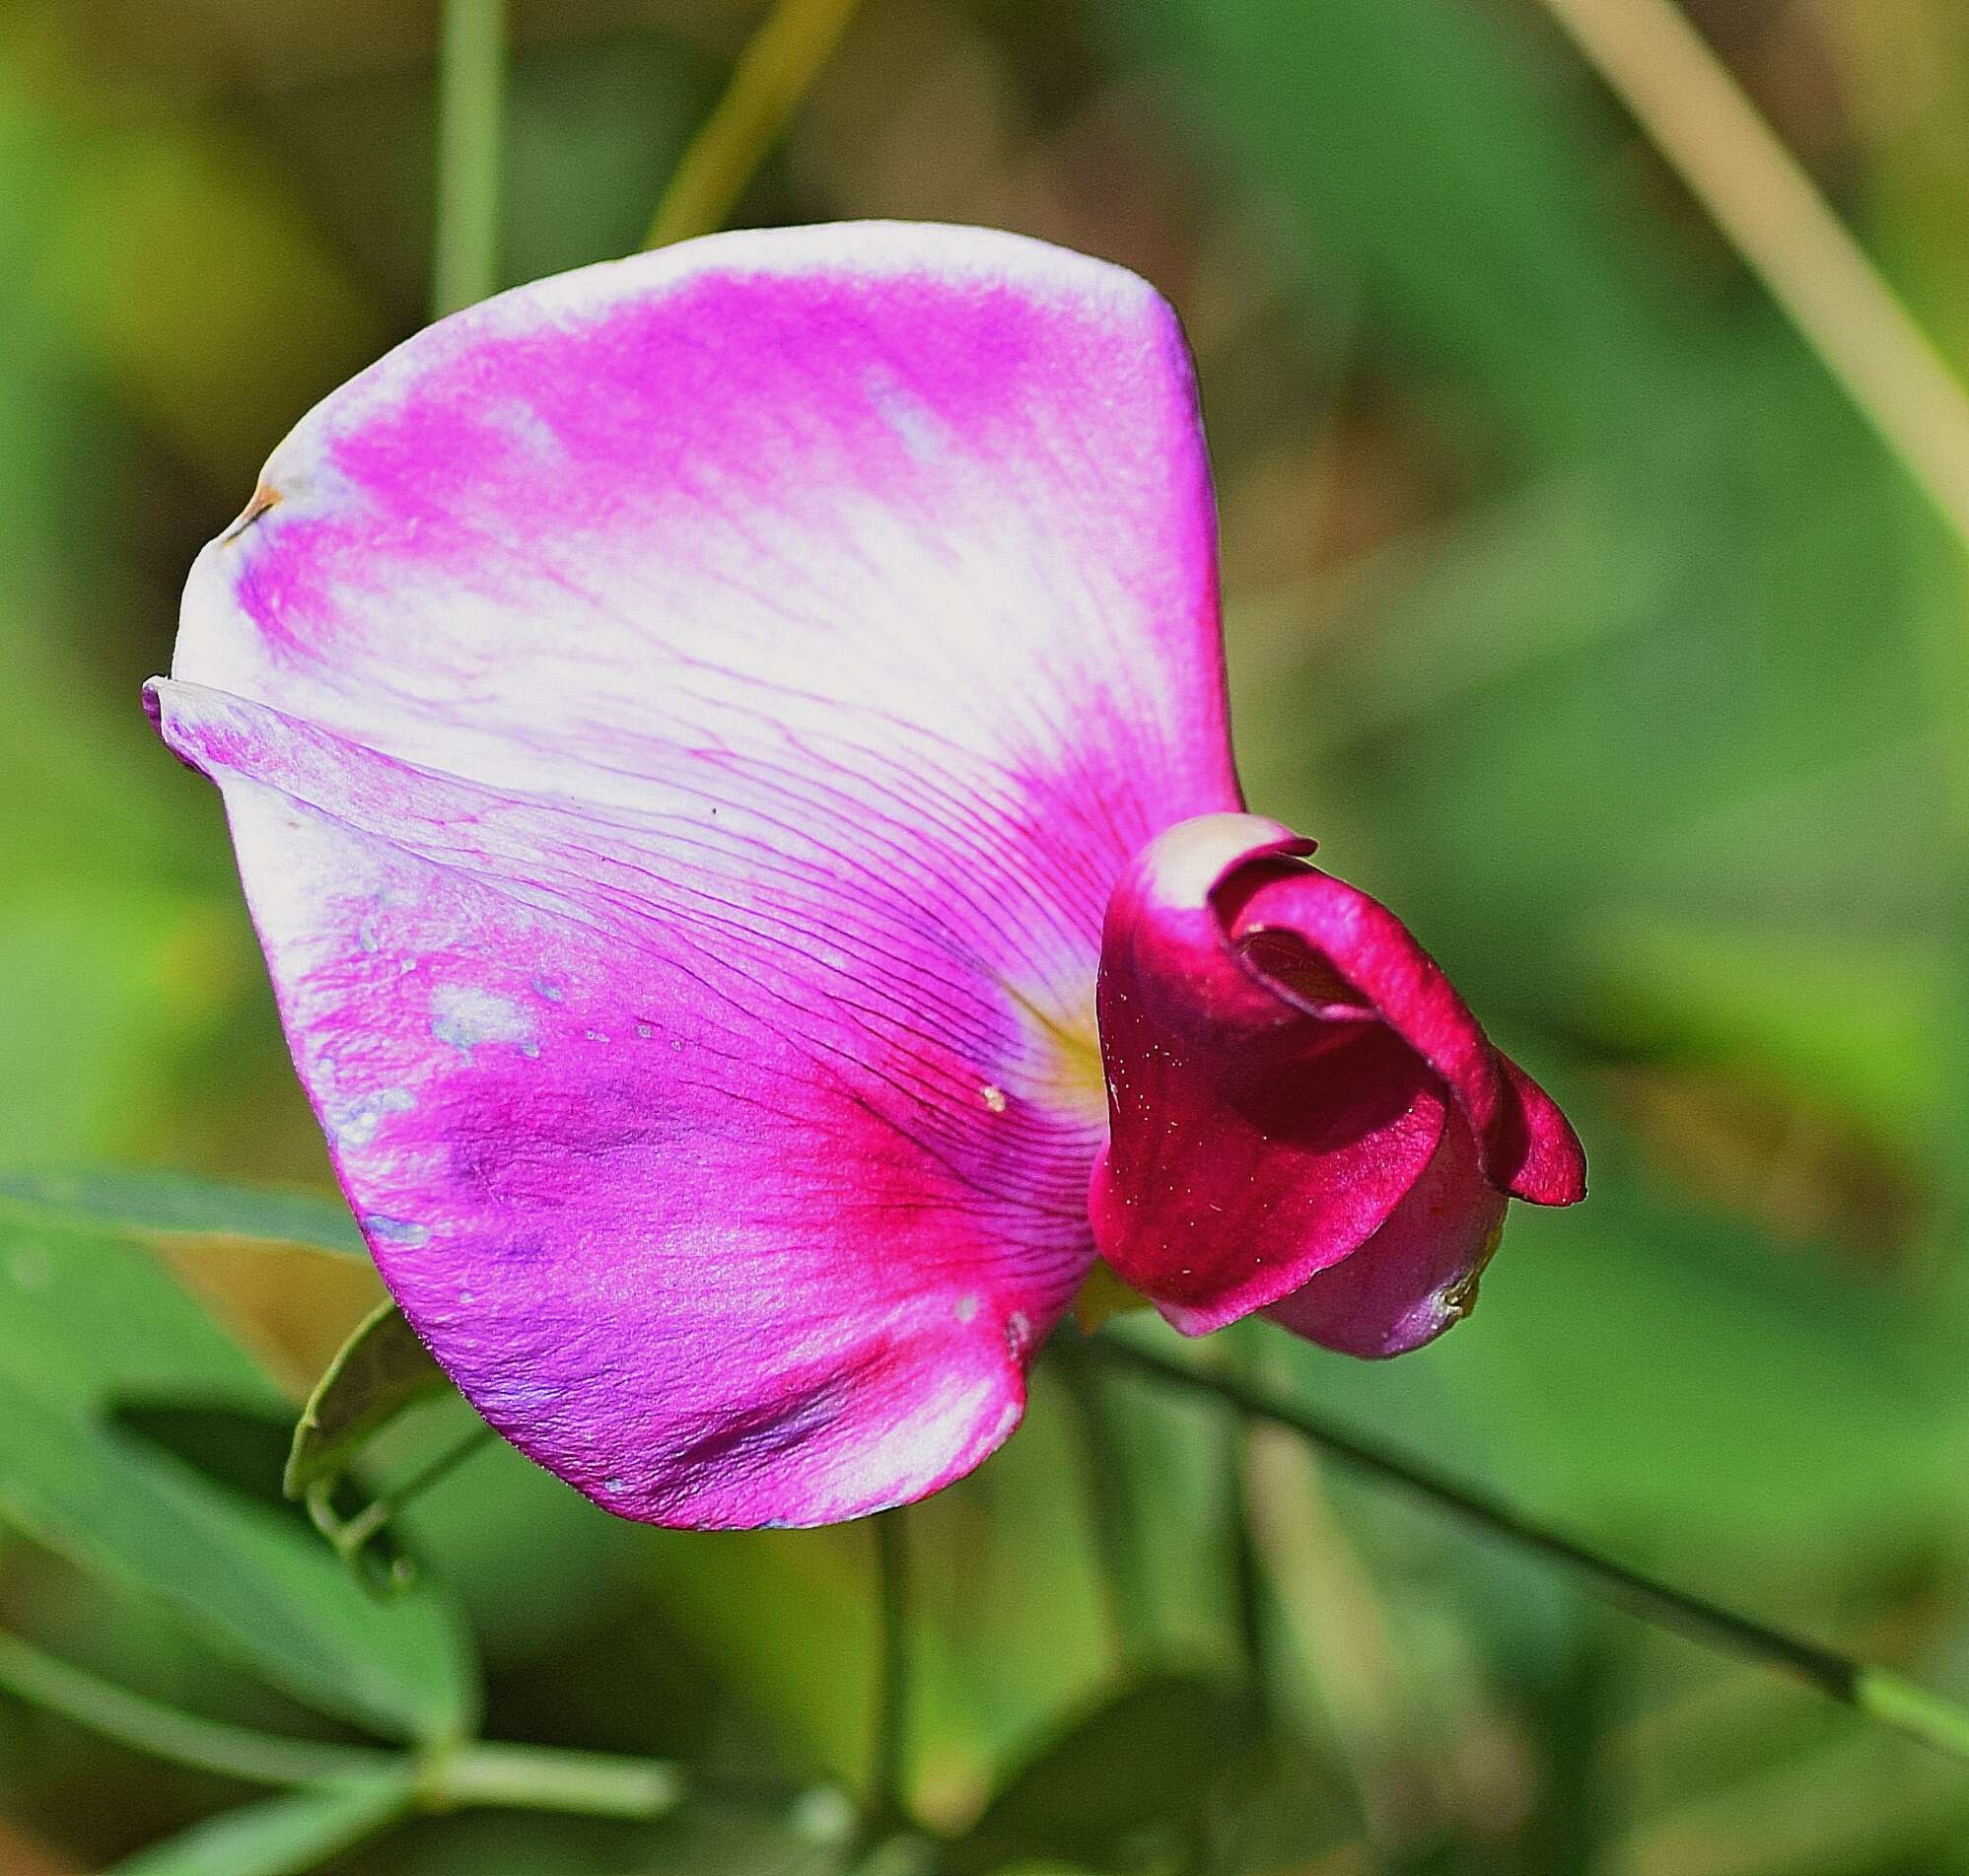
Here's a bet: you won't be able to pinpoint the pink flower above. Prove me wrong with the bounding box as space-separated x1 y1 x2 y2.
147 224 1583 1530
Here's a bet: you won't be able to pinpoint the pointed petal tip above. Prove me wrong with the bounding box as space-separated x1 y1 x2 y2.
1494 1054 1588 1207
145 674 212 777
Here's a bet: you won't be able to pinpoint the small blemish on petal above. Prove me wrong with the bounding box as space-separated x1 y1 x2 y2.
954 1294 980 1323
432 984 535 1054
333 1086 413 1148
862 365 947 462
602 1476 626 1494
980 1083 1008 1114
1004 1311 1031 1361
635 1023 654 1039
365 1215 430 1246
530 974 566 1003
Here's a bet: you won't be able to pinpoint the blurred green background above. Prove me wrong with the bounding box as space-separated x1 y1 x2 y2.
7 0 1969 1869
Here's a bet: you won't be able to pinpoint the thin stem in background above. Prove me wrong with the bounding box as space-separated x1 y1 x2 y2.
0 1629 724 1821
0 1631 396 1788
1239 1414 1436 1844
645 0 868 249
1218 1335 1277 1725
1534 0 1969 1469
1053 1340 1160 1670
1534 0 1969 558
1087 1334 1969 1766
1226 1414 1272 1727
309 1420 500 1587
431 0 508 318
869 1506 913 1829
431 1739 681 1819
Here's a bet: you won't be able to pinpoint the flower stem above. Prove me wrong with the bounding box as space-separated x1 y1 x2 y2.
1053 1341 1159 1670
868 1506 913 1828
645 0 868 249
1086 1335 1969 1765
0 1631 395 1787
432 0 508 317
0 1630 697 1820
1858 1671 1969 1764
1220 1360 1274 1727
312 1420 499 1586
427 1739 682 1818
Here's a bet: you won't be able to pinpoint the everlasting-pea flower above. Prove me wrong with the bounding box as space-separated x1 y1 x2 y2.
147 223 1583 1530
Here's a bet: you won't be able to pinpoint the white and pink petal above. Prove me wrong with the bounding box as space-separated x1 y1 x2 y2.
154 225 1241 1526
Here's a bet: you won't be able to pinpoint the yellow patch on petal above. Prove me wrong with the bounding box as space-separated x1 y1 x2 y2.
997 979 1107 1127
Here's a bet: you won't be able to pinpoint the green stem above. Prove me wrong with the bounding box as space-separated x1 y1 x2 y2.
645 0 869 249
1053 1340 1158 1669
0 1632 395 1787
323 1421 499 1577
432 0 508 317
1856 1670 1969 1764
869 1507 912 1828
1220 1359 1273 1725
0 1631 706 1821
429 1740 682 1818
1087 1335 1969 1765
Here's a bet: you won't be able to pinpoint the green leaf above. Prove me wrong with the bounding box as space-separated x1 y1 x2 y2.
0 1204 278 1412
105 1772 416 1875
0 1212 479 1742
285 1302 456 1499
116 1401 319 1514
0 1166 365 1259
953 1676 1265 1874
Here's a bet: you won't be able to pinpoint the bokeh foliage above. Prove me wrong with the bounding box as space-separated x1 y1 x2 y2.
5 0 1969 1868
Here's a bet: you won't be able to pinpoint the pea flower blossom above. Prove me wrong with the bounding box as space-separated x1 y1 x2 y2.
147 224 1584 1529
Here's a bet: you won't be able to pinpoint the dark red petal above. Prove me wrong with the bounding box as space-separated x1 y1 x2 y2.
1089 813 1585 1351
1493 1055 1588 1206
1091 815 1446 1335
1261 1108 1506 1357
